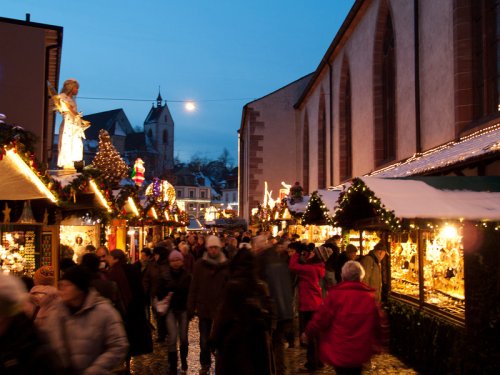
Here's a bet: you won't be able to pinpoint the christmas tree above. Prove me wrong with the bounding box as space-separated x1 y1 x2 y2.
92 129 129 186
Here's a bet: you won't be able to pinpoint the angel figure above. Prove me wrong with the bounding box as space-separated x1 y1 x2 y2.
51 79 90 169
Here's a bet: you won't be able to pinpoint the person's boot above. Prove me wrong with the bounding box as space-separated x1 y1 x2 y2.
180 344 188 373
168 351 178 374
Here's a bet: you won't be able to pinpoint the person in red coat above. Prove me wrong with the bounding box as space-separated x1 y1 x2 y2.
289 243 325 372
303 260 389 375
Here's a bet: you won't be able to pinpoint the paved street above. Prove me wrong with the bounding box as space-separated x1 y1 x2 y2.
131 318 418 374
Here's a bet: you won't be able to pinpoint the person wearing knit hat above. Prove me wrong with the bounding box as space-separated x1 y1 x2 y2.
30 266 60 329
163 249 191 373
34 265 55 286
205 235 222 249
188 234 229 374
60 265 91 293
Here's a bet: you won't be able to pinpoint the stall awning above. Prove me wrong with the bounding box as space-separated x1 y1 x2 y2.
0 149 57 202
360 176 500 221
187 217 205 231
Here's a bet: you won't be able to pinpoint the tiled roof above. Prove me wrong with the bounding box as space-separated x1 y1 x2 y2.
144 103 174 124
368 124 500 177
83 109 134 140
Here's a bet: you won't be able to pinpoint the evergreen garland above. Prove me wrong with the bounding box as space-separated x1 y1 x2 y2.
301 191 333 225
333 178 400 231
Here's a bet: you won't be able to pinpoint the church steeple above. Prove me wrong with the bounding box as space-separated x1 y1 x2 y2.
156 87 163 107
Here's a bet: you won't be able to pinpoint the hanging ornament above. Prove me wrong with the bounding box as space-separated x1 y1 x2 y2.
131 158 145 186
17 200 37 224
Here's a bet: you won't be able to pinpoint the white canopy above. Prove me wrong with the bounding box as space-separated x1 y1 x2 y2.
360 176 500 221
0 149 57 202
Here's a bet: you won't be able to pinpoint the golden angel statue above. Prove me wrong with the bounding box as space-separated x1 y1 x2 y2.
49 79 91 169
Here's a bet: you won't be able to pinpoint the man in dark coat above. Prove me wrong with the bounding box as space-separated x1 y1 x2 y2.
211 249 275 375
256 237 293 375
187 235 229 375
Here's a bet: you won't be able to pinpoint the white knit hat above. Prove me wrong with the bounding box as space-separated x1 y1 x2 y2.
205 235 222 248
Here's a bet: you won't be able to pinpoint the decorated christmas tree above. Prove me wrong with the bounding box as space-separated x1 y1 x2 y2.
92 129 129 186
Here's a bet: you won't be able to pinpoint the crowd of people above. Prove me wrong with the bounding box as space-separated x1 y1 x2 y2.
0 230 389 375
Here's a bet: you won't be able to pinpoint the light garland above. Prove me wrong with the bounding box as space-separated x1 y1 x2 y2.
6 149 57 203
368 122 500 177
127 197 139 217
302 191 334 226
89 179 112 212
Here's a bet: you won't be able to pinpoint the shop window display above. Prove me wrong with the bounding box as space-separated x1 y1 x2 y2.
1 229 37 275
390 226 465 319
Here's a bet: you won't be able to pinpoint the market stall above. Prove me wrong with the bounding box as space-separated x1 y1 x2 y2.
298 189 342 244
333 176 500 374
0 145 59 276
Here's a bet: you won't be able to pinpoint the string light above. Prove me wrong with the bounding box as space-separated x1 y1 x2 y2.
6 149 57 203
89 179 112 212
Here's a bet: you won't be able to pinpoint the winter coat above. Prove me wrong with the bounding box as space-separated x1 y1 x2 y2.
187 252 229 319
257 246 294 321
305 281 388 368
29 284 60 329
360 251 383 301
0 313 64 375
164 267 192 312
121 263 153 357
142 259 169 299
42 289 128 374
288 253 325 311
211 261 275 375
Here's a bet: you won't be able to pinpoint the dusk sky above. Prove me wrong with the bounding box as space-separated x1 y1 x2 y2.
3 1 354 163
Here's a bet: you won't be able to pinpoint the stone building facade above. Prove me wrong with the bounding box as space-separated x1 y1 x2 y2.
239 0 499 222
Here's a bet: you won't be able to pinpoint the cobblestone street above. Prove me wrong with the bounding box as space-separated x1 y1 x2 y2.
131 318 418 374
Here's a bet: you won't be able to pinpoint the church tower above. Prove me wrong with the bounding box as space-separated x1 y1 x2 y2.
143 89 175 177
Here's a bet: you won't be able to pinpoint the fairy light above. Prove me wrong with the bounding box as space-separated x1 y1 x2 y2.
6 149 57 203
89 179 112 212
127 197 139 217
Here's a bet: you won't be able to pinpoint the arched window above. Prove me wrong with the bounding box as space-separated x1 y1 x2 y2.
373 3 396 167
163 129 168 144
318 91 327 188
339 58 352 181
472 0 499 119
303 112 310 194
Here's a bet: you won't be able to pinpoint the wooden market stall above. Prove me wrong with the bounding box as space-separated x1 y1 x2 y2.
0 147 59 276
333 176 500 374
288 189 342 244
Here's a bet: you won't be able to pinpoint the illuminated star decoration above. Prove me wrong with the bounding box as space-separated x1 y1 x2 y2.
2 203 11 223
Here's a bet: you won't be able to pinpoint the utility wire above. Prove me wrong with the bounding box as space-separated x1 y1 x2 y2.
78 96 256 103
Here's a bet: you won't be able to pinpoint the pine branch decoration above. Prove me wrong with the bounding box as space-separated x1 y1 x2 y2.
92 129 129 186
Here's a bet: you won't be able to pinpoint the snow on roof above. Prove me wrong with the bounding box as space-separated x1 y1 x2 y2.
287 195 310 213
368 124 500 177
287 189 342 214
317 189 342 215
360 176 500 221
